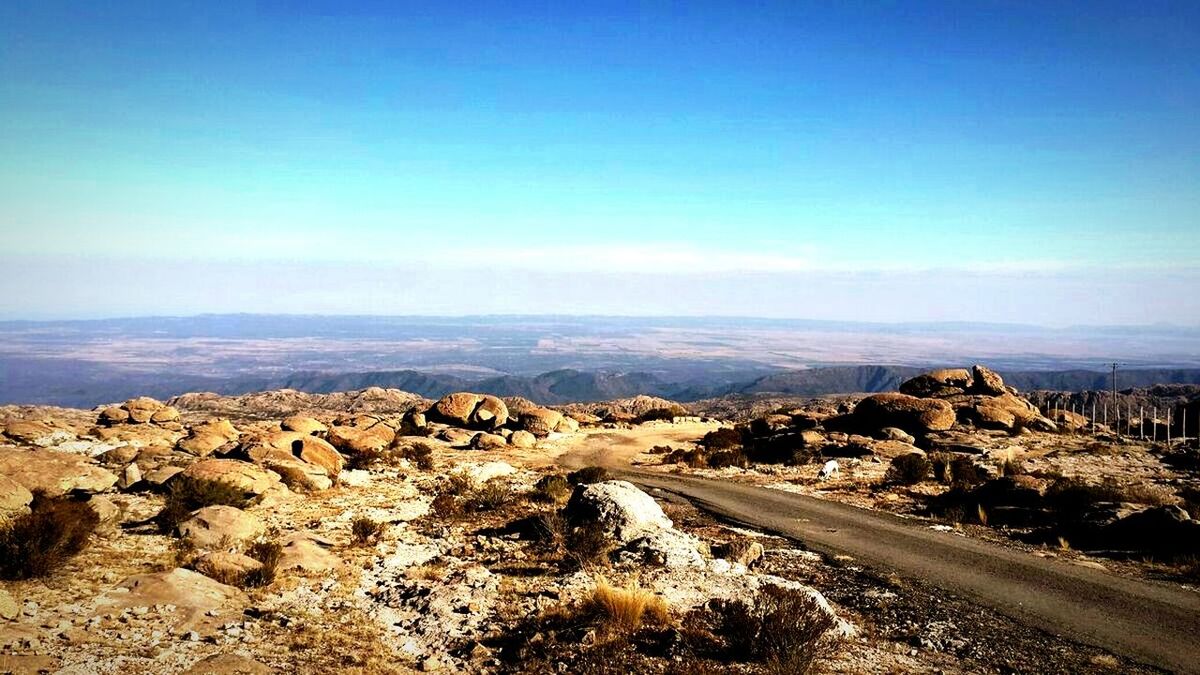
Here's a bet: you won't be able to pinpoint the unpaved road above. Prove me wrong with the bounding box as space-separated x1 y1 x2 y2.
558 425 1200 674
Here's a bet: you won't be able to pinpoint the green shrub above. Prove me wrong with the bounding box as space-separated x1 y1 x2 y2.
886 454 931 485
0 496 99 580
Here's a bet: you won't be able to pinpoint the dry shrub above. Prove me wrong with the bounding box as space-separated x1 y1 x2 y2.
700 427 743 451
584 578 670 636
398 442 435 471
157 477 256 533
706 450 748 469
243 540 281 587
566 522 616 569
532 474 571 503
567 466 610 486
344 445 385 470
444 472 476 496
468 480 519 512
0 495 99 580
430 492 462 519
663 448 708 468
717 584 835 674
634 406 686 423
999 455 1026 477
351 516 388 546
886 453 931 485
1046 476 1177 517
406 560 449 581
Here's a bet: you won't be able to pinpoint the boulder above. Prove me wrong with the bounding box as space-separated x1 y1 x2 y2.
150 407 181 424
430 393 483 426
326 419 394 455
1050 409 1090 432
0 448 118 496
178 505 266 549
124 397 168 424
281 415 327 435
95 568 246 632
98 406 131 426
439 428 474 445
453 461 516 486
177 419 240 457
713 540 764 568
470 432 508 451
565 480 673 544
899 368 973 398
877 427 916 444
619 528 705 568
193 551 263 581
1100 505 1200 555
0 475 33 520
0 589 18 621
520 408 565 437
509 430 537 449
183 654 274 675
970 365 1008 396
258 457 332 492
471 395 509 430
279 532 340 572
178 459 281 499
1 420 60 445
851 393 956 435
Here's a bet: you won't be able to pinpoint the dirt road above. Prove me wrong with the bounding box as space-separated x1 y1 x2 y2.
557 425 1200 674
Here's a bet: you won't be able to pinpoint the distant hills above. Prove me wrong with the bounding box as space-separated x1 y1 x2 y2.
204 365 1200 406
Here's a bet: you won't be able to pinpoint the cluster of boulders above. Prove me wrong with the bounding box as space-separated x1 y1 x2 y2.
97 397 181 428
423 393 582 449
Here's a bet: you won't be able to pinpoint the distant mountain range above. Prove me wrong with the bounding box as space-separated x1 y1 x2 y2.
189 365 1200 406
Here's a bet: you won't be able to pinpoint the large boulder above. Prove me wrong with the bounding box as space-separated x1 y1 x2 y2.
281 415 327 436
509 430 537 449
850 393 955 435
428 393 509 430
970 365 1008 396
178 505 266 549
178 459 282 499
470 432 508 451
565 480 674 544
1099 505 1200 556
250 432 344 478
94 568 247 633
326 416 396 455
0 448 118 496
520 408 565 437
899 369 973 398
176 419 240 457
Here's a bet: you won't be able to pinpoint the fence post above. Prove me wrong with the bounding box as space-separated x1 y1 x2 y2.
1167 410 1172 446
1153 407 1158 442
1139 406 1144 440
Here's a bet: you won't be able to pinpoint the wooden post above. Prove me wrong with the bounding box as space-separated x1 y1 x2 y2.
1153 407 1158 442
1139 406 1144 440
1167 410 1172 446
1092 402 1097 434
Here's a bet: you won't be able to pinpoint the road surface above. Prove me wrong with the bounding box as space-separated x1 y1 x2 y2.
557 424 1200 674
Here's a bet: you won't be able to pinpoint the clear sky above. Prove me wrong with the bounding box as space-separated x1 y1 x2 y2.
2 1 1197 324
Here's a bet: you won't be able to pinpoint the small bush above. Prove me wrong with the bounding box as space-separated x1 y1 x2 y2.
467 480 518 512
929 452 954 483
243 540 282 588
664 448 708 467
350 516 388 546
886 454 931 485
430 492 462 519
399 442 435 471
565 522 615 569
567 466 610 486
718 584 835 674
584 578 670 636
0 496 99 580
999 456 1026 477
531 474 571 503
157 478 255 533
444 472 476 496
700 427 743 451
707 450 748 469
949 455 986 487
344 445 385 471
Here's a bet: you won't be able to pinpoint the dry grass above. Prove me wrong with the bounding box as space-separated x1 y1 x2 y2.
0 495 99 580
717 584 836 674
567 466 610 486
405 560 449 581
886 453 931 485
531 474 572 503
584 577 670 637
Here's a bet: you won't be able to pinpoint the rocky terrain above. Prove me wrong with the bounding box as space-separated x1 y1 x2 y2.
0 368 1196 673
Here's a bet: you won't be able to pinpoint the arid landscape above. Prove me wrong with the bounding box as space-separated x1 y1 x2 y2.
2 364 1198 673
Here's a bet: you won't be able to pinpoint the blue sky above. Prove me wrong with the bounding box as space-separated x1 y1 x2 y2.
1 1 1197 323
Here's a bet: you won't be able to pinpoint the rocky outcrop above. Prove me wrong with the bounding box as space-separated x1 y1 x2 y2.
281 415 327 435
0 475 33 520
565 480 704 568
519 407 566 437
178 505 266 549
428 393 509 431
176 419 241 457
98 398 181 427
178 459 282 499
0 448 118 496
849 393 956 435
